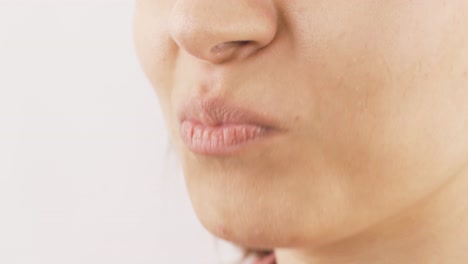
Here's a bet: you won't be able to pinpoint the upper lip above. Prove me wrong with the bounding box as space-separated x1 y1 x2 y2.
178 97 279 129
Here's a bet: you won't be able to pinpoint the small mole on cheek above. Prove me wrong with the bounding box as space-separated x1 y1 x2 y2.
215 224 229 238
294 115 300 123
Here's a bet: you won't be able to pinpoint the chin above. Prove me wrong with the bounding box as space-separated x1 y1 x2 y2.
177 141 375 250
193 201 295 249
183 172 319 250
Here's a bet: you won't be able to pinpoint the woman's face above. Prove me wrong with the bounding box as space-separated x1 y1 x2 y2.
134 1 468 249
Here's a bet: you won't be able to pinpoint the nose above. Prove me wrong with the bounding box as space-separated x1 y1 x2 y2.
168 0 278 64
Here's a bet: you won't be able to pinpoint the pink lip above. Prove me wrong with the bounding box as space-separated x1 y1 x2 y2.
178 98 280 155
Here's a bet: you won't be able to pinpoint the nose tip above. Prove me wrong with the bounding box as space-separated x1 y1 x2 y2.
168 1 278 64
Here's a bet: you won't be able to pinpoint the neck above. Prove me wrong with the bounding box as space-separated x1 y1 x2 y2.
275 167 468 264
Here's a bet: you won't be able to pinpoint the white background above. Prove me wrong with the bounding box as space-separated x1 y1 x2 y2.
0 1 240 263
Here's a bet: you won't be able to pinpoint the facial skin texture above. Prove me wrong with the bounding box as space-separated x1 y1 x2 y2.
134 1 468 263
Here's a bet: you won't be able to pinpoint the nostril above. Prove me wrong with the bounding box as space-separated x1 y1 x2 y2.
211 40 251 54
168 1 278 64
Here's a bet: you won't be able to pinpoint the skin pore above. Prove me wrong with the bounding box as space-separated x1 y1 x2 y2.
134 1 468 263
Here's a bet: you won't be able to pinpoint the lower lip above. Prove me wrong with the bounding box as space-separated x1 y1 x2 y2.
180 121 273 155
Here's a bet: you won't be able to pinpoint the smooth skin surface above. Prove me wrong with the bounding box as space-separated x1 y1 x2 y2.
134 1 468 263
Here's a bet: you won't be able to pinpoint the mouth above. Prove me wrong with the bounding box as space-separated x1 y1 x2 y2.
178 97 283 156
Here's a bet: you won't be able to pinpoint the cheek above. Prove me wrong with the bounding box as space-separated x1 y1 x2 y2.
133 8 174 88
134 4 180 134
283 0 468 226
290 0 468 167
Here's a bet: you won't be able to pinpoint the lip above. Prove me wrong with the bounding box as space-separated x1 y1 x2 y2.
178 97 282 156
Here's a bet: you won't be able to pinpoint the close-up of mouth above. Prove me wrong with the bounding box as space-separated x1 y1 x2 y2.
178 97 283 156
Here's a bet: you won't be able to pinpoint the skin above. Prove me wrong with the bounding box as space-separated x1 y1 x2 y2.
134 1 468 263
